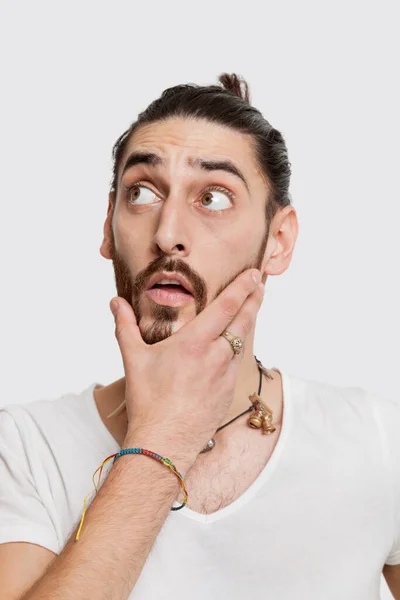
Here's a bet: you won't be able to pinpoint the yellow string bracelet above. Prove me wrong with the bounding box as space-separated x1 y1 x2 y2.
75 448 188 541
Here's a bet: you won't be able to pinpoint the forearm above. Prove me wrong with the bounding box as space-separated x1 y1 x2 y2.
24 434 194 600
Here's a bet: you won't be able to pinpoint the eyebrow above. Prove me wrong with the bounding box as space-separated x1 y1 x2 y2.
120 151 249 191
121 151 163 179
189 157 249 191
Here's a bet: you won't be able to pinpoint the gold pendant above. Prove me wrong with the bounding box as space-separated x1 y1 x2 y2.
248 393 276 435
261 413 276 435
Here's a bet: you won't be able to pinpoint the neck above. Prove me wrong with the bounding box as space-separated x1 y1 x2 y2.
95 325 283 447
223 326 260 422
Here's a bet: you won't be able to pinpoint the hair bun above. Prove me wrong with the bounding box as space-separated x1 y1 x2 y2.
218 73 250 103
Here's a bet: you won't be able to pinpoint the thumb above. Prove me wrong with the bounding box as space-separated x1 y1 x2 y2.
110 297 144 364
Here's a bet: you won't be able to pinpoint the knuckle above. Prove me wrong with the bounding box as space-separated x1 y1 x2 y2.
114 323 124 339
114 323 132 346
244 271 258 292
217 349 232 370
185 339 207 357
241 311 254 336
256 284 265 303
219 344 232 363
221 294 239 319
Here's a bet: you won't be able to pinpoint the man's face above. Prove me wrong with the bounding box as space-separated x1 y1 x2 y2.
102 117 272 344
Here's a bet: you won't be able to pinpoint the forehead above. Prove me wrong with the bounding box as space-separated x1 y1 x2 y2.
120 117 264 183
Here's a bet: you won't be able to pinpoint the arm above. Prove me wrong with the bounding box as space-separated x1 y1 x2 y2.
23 269 262 599
24 433 195 600
383 564 400 600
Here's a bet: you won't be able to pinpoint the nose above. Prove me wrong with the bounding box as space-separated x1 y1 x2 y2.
152 197 190 257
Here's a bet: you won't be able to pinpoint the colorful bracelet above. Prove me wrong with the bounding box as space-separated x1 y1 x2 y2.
75 448 188 542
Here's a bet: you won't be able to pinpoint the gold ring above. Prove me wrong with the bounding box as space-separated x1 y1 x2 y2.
220 330 243 355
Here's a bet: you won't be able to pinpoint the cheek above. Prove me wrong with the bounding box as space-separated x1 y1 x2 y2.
113 216 151 264
199 229 258 295
208 217 260 258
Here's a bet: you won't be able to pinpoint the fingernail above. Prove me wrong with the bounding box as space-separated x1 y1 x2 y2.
251 270 261 284
110 298 119 316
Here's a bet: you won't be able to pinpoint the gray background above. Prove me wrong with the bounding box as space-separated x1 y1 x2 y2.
0 1 398 597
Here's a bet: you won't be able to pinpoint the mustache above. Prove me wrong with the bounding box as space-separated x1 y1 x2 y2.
133 256 207 305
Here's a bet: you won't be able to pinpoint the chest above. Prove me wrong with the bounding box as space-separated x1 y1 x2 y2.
181 424 281 514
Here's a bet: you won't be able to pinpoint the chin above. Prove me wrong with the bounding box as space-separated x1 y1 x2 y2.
139 313 193 345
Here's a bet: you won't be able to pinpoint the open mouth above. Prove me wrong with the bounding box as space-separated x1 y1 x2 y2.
146 281 194 307
151 283 191 294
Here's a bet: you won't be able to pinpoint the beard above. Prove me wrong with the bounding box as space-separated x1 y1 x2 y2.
108 222 269 345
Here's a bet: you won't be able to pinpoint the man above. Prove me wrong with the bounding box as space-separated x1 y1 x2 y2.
0 74 399 600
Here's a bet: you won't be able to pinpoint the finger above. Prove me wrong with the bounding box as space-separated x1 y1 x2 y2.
180 269 261 344
217 281 265 358
110 297 145 369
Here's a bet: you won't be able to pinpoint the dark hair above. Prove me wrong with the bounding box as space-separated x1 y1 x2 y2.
110 73 292 225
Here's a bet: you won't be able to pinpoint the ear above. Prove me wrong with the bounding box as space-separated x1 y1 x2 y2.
262 206 299 277
100 191 116 260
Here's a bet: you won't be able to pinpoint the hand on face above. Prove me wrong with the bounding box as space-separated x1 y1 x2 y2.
109 267 265 469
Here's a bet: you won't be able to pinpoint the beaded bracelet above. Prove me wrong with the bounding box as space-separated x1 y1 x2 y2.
75 448 188 542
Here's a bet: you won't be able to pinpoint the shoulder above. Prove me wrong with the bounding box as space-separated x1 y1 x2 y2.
0 407 26 464
0 383 103 462
285 370 373 419
366 389 400 465
285 370 400 449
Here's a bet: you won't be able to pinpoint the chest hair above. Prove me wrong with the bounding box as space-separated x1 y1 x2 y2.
180 425 281 514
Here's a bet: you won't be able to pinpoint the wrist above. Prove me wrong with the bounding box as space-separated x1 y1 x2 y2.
122 428 197 478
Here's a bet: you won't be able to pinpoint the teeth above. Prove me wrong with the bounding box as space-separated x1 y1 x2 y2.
157 279 182 285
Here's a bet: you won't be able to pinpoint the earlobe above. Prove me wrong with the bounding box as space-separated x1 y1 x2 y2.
100 235 111 260
263 206 298 277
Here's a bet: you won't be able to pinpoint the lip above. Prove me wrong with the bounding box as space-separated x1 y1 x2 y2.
145 287 195 307
146 271 194 294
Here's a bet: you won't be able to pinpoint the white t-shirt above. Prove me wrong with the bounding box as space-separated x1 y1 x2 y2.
1 369 400 599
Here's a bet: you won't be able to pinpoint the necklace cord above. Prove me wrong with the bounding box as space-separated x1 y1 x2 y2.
215 355 263 433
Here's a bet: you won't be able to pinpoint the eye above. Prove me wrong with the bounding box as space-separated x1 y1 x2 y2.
199 186 234 211
127 184 158 205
